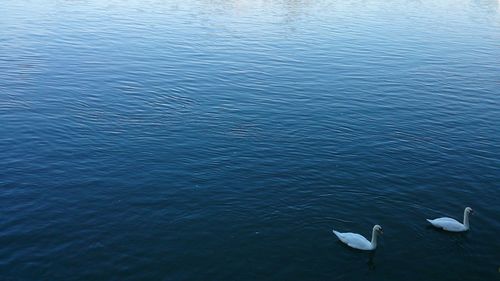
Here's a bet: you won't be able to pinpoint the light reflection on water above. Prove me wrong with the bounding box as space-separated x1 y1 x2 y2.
0 0 499 280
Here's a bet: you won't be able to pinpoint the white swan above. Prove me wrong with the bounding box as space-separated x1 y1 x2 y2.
332 225 383 251
427 207 473 232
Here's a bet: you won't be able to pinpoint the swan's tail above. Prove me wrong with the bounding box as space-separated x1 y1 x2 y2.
332 229 341 238
426 219 434 224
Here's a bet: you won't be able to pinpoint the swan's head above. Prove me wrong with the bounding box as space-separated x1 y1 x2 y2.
373 225 383 235
465 207 474 215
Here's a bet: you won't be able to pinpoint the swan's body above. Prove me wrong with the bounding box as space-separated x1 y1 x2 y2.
427 207 473 232
332 225 382 251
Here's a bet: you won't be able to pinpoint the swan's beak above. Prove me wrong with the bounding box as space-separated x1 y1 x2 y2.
379 229 383 235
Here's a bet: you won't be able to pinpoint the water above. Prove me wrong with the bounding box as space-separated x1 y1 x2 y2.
1 0 499 280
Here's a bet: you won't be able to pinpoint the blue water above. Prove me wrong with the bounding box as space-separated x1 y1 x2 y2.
1 0 500 280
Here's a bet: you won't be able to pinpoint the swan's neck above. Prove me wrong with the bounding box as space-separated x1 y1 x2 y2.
370 229 378 249
463 210 470 230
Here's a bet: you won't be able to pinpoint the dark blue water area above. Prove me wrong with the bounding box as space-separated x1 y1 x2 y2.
0 0 499 280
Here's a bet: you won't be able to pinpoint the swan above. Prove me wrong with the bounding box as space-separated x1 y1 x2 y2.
426 207 473 232
332 225 383 251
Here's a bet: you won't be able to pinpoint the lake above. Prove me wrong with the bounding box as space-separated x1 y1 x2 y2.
0 0 499 280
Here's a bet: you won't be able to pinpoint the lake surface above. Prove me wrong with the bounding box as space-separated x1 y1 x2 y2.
1 0 499 280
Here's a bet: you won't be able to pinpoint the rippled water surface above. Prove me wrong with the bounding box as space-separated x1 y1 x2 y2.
1 0 500 280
